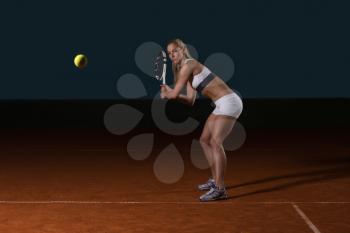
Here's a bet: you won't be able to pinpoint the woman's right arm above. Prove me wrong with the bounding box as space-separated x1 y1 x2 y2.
176 82 196 106
168 63 196 106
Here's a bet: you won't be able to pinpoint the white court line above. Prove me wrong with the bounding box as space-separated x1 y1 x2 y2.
0 201 349 205
292 203 321 233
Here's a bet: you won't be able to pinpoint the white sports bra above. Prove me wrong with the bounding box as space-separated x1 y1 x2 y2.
183 59 213 90
192 66 212 89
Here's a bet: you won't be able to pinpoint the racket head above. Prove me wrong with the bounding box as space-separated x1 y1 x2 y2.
154 50 167 84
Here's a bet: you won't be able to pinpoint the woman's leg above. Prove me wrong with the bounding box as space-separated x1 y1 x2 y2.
199 114 216 180
210 115 236 189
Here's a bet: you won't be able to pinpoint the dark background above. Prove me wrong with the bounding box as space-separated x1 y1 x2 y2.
1 0 349 129
1 0 349 99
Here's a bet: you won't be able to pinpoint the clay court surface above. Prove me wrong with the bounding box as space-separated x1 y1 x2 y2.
0 128 349 233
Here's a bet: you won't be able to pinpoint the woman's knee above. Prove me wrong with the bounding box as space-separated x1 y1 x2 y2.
209 138 223 150
199 135 211 146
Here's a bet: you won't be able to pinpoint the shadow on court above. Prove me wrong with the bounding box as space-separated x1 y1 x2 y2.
225 156 350 200
227 167 350 200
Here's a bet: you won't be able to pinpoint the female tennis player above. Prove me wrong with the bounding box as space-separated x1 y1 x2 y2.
160 39 243 201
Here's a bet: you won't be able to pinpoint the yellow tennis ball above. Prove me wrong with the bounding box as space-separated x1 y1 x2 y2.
74 54 88 69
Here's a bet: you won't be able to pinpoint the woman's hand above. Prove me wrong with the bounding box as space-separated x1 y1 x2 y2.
160 84 172 99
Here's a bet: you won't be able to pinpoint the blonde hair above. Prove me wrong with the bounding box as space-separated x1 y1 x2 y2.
167 38 193 82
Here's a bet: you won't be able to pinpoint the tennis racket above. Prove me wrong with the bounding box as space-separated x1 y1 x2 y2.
154 50 167 85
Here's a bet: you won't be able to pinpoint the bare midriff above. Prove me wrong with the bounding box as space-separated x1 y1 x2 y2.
200 76 233 101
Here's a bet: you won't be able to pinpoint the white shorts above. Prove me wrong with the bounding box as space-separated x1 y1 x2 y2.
212 92 243 119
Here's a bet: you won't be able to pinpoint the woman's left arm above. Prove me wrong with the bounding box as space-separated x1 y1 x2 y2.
161 64 192 100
